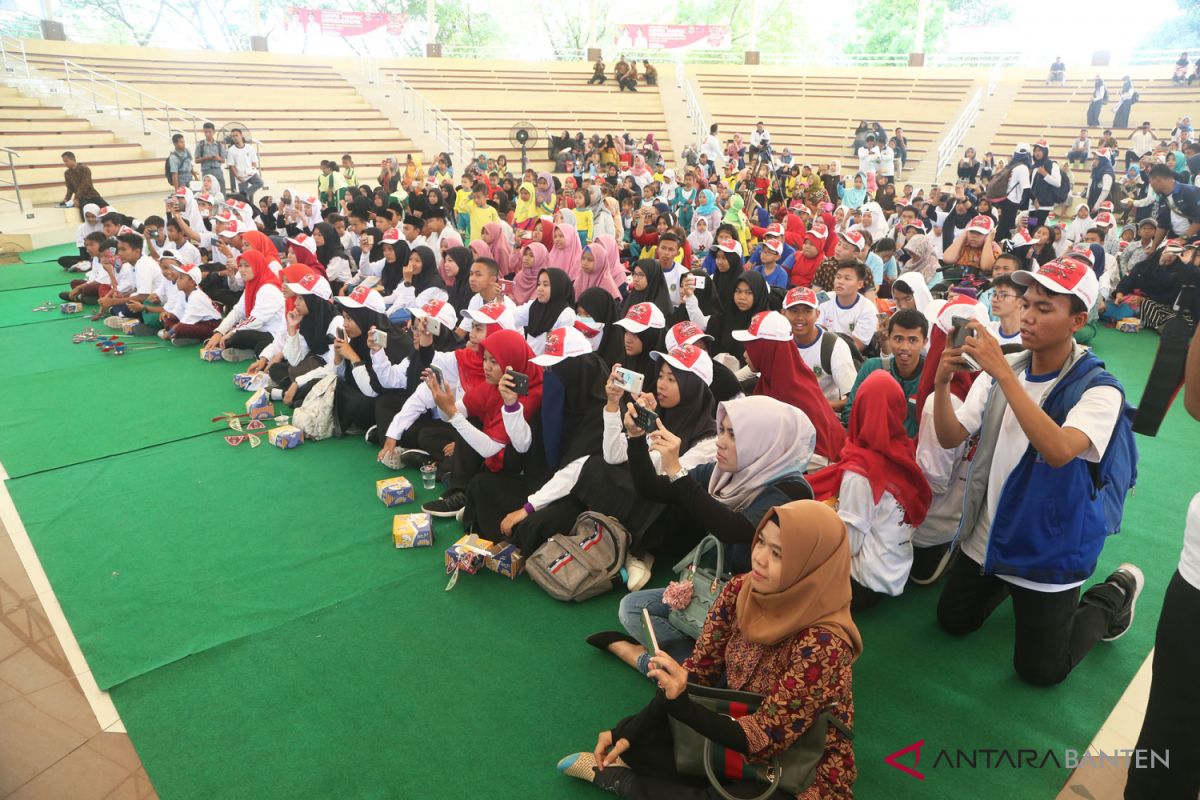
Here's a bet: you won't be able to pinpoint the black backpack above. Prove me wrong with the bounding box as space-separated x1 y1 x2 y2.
164 155 174 186
820 329 865 374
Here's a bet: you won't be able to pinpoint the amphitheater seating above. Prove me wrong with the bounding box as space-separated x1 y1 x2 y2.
692 67 978 179
378 59 677 175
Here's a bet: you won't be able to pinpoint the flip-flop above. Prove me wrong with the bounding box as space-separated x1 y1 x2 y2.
584 631 639 652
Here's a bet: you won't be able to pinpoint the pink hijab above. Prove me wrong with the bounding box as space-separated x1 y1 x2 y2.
436 229 465 283
513 242 547 305
482 221 516 277
573 240 621 299
547 222 582 281
594 233 626 288
469 240 491 261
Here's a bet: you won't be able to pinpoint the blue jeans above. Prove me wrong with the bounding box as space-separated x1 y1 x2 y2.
237 174 263 203
618 589 695 675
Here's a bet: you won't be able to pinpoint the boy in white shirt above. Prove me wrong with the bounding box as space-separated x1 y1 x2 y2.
101 233 160 326
783 286 856 411
60 232 110 303
819 261 878 353
161 263 221 345
932 255 1142 686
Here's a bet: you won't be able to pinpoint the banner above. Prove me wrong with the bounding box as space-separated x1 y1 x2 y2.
286 8 408 37
614 24 730 51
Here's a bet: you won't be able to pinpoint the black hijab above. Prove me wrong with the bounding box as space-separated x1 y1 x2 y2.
622 259 671 318
527 267 575 338
408 245 444 296
297 295 337 358
709 268 769 362
543 351 609 467
577 287 624 368
621 326 663 397
338 304 394 395
314 222 346 267
711 250 745 316
656 361 717 453
380 239 411 295
443 246 475 313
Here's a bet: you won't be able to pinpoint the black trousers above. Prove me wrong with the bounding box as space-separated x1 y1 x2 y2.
997 198 1022 241
1087 100 1103 127
1125 570 1200 799
588 74 606 84
936 554 1124 686
224 329 274 355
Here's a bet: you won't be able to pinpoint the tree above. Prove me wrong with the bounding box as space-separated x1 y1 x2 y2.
845 0 1012 55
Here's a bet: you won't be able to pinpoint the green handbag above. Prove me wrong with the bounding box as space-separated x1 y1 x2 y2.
669 683 853 800
667 534 728 639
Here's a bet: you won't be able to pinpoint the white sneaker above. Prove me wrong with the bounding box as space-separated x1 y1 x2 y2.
103 315 127 330
625 554 655 592
221 348 257 363
69 260 90 272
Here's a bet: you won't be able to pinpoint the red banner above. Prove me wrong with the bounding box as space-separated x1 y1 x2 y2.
614 24 730 51
286 8 408 37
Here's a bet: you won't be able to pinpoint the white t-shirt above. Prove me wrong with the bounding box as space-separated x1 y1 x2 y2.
819 295 877 348
914 395 971 548
857 145 879 175
662 262 686 309
131 255 159 296
1180 493 1200 592
839 472 915 596
165 240 201 265
988 319 1023 348
1006 163 1032 204
228 144 259 180
795 327 857 401
955 358 1123 592
178 288 221 324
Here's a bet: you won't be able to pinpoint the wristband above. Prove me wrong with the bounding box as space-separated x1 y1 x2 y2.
522 502 535 515
503 401 522 413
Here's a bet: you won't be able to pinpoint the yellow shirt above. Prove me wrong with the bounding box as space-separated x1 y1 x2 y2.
469 204 499 242
454 190 474 215
574 209 594 244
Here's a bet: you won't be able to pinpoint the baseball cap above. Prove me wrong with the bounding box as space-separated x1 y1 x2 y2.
169 262 203 283
285 271 332 300
1093 212 1115 227
808 224 829 241
1162 238 1185 255
213 210 237 225
195 192 214 205
1097 200 1115 213
1014 143 1032 155
763 223 784 238
965 215 994 235
158 247 182 262
1066 244 1095 265
467 300 518 330
287 233 317 252
217 220 242 238
650 344 714 386
381 228 403 245
411 298 458 330
715 240 739 254
530 326 591 366
782 286 820 310
665 320 712 350
763 238 783 253
838 230 866 252
614 302 667 333
1006 230 1036 249
1012 257 1099 311
336 284 387 313
732 310 794 342
1033 139 1049 150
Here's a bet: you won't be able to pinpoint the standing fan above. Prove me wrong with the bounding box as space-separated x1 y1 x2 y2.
509 122 539 175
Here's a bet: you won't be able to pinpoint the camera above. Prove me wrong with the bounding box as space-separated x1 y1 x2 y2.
614 367 644 395
371 329 388 348
506 368 530 396
949 316 981 371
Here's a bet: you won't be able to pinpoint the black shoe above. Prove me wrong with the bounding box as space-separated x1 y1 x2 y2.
909 543 954 586
399 448 432 469
58 291 72 301
422 490 466 518
1101 563 1144 641
363 425 378 445
585 631 639 652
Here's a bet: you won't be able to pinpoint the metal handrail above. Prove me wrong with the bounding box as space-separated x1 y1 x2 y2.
931 87 983 183
376 71 476 170
0 146 25 213
0 35 30 78
682 75 708 149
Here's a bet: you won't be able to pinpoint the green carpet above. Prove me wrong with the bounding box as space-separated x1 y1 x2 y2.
1 259 1194 800
0 285 92 328
0 259 72 291
19 242 80 263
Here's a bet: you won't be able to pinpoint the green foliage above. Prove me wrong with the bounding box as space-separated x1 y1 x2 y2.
846 0 1013 55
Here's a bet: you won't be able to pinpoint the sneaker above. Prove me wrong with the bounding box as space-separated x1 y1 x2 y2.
221 348 257 363
363 425 378 444
171 337 201 347
69 260 90 272
909 543 954 586
399 448 432 469
103 315 128 330
1101 563 1144 642
128 323 154 337
625 553 655 592
422 490 466 518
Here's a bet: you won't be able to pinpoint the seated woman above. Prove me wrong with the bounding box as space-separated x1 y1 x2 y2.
613 302 667 398
516 267 578 354
383 244 447 324
463 326 609 543
560 500 860 800
329 286 404 434
244 266 337 406
313 221 352 291
621 260 672 319
809 370 932 612
574 240 622 301
589 395 816 674
576 286 626 367
680 261 769 370
201 250 286 362
420 329 544 519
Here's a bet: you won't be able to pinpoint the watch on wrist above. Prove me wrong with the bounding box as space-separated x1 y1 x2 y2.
668 466 689 482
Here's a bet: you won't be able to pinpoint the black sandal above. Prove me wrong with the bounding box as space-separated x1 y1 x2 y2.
585 631 639 652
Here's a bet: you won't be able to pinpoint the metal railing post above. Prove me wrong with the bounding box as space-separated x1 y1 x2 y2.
20 40 27 77
89 71 97 113
64 60 72 98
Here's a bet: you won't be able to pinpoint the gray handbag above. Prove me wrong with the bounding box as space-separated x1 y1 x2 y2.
667 534 728 639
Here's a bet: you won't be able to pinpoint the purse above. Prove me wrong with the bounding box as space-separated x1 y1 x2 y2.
666 535 728 639
669 683 853 800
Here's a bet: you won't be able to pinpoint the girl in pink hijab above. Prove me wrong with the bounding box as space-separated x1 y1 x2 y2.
482 221 516 277
512 242 548 304
547 222 582 281
593 233 626 289
573 240 621 300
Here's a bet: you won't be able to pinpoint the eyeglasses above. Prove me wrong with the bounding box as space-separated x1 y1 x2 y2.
991 291 1018 300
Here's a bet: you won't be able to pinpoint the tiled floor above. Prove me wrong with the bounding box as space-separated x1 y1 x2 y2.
0 484 157 800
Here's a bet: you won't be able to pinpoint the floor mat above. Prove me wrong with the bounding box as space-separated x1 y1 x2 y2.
0 285 93 328
0 259 72 291
19 242 81 263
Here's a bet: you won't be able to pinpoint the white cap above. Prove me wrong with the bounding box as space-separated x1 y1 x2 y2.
217 220 242 238
287 233 317 253
614 302 666 333
731 310 794 342
1012 256 1100 311
336 284 387 313
530 326 592 366
170 262 203 283
664 320 712 350
285 271 333 301
411 299 458 330
467 300 518 331
650 344 714 386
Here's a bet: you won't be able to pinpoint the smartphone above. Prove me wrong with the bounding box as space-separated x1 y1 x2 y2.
635 404 659 433
336 326 346 341
427 317 442 336
507 369 530 396
950 316 982 370
428 365 445 387
641 607 660 657
371 329 388 348
692 274 707 291
614 367 644 395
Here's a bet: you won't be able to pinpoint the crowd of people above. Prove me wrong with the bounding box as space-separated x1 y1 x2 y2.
48 104 1200 798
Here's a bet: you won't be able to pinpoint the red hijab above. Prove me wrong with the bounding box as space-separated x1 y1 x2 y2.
808 370 931 526
279 264 317 313
463 330 544 471
290 243 326 278
819 212 838 257
915 295 986 415
743 337 845 461
789 230 826 288
237 250 282 317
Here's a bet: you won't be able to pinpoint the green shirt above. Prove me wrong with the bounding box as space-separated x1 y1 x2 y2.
840 355 925 437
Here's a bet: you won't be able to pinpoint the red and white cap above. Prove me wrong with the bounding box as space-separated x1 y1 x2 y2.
763 237 783 253
381 228 403 245
782 286 820 310
838 230 866 251
665 320 712 350
1007 229 1036 249
763 223 784 238
1013 256 1099 311
287 233 317 253
411 298 458 329
650 344 714 386
214 210 237 225
173 185 191 197
1093 211 1115 227
808 223 828 241
965 214 994 235
1097 200 1115 213
715 240 740 253
732 310 794 342
467 300 518 330
614 302 666 333
169 262 203 283
574 316 604 341
226 198 248 212
336 284 387 313
300 195 318 207
217 219 242 238
1094 147 1110 159
530 326 591 366
1033 138 1050 150
1067 244 1095 265
1162 238 1186 255
285 271 332 300
195 192 214 205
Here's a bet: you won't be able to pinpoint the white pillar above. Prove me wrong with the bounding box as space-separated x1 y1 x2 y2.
41 0 54 19
586 0 597 49
914 0 928 54
748 0 760 51
250 0 262 36
427 0 438 43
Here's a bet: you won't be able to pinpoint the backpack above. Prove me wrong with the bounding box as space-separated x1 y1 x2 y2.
820 329 864 373
986 163 1017 204
1050 167 1073 205
1060 365 1138 536
292 374 338 441
525 511 631 602
164 155 174 186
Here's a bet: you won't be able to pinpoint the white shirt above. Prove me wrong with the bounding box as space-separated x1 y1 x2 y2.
1180 493 1200 591
1130 129 1156 156
914 395 971 548
662 262 686 308
228 143 259 180
178 288 221 325
165 240 201 265
877 146 896 177
1006 163 1032 204
987 319 1023 348
513 304 576 354
750 129 771 148
795 327 856 401
130 255 159 296
216 283 286 337
857 145 880 175
839 472 915 596
954 357 1123 592
819 295 877 348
